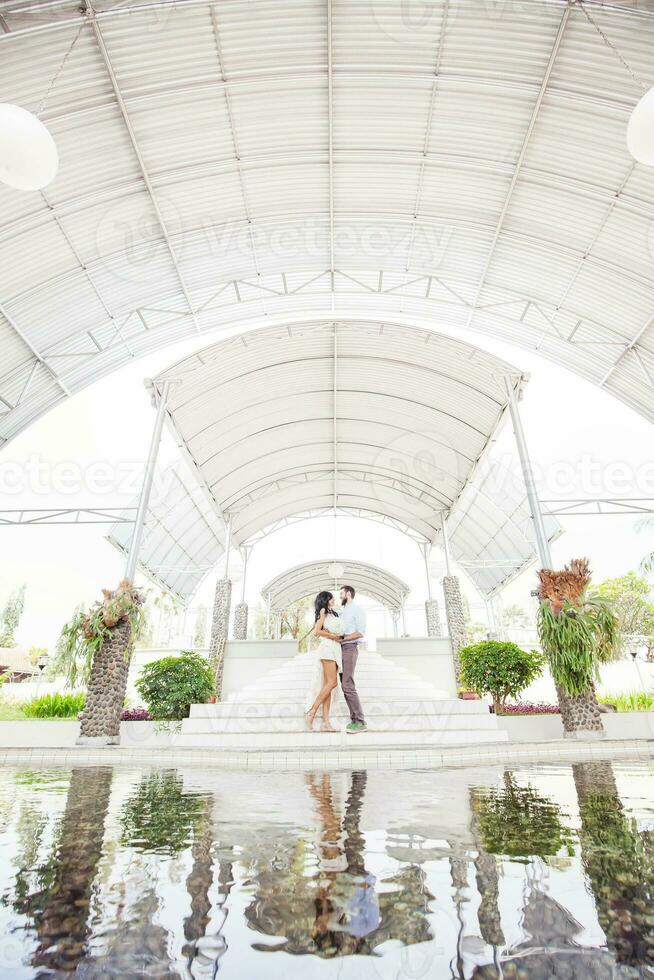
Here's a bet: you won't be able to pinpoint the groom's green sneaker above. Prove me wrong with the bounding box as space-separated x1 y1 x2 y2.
346 721 367 734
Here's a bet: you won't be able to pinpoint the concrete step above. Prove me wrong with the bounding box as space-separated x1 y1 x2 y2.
182 712 499 734
176 729 510 749
227 688 449 702
190 698 489 718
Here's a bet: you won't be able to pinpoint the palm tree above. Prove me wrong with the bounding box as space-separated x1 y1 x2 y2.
537 559 620 735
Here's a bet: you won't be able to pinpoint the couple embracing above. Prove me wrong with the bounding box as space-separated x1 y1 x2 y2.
305 585 367 734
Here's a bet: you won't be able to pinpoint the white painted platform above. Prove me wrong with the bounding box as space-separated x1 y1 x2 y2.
178 647 508 749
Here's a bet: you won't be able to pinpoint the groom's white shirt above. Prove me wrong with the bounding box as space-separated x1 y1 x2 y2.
339 601 366 641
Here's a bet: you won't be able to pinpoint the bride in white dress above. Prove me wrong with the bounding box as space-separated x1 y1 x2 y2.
305 591 346 732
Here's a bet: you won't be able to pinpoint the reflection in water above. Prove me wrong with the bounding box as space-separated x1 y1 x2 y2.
10 766 114 972
0 759 652 977
574 761 654 969
244 770 434 956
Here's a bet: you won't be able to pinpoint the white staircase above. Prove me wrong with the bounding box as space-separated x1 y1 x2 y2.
179 648 508 749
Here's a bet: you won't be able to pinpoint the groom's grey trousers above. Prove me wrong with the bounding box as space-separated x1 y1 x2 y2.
340 642 365 724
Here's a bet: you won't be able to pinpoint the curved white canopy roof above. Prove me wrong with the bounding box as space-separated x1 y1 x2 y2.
1 0 654 449
107 460 225 601
262 560 410 614
152 319 523 545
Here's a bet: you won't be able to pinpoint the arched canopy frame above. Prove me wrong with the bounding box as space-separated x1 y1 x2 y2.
150 319 524 549
1 0 654 449
262 559 410 615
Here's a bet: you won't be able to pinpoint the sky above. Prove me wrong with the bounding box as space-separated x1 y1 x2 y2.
1 325 653 651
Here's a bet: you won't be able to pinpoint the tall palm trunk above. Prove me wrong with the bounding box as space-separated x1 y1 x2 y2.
469 793 504 948
16 766 114 971
555 681 603 736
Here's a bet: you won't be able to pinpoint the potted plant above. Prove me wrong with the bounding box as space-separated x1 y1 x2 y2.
457 686 480 701
458 640 545 714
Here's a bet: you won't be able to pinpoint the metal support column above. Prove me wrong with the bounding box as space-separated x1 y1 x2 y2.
125 380 170 582
240 545 251 603
401 604 407 637
420 541 433 600
222 513 233 579
505 378 552 569
440 511 453 576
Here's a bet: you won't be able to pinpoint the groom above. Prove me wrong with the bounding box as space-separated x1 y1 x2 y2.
338 585 367 734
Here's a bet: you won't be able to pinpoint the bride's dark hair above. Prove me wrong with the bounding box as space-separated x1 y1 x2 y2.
314 590 337 621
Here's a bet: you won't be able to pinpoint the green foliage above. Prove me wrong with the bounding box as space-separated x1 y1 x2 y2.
120 771 208 855
597 690 654 712
22 692 86 718
280 597 314 651
53 588 146 688
471 774 575 862
0 585 26 647
135 651 215 720
538 592 621 697
0 698 26 720
459 640 544 711
27 647 47 666
596 572 654 656
52 603 109 688
502 604 531 630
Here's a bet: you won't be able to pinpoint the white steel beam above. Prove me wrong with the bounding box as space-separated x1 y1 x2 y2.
465 5 571 330
85 2 201 334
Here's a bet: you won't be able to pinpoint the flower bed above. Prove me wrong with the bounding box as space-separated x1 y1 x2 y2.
76 706 151 722
121 707 151 721
495 702 561 715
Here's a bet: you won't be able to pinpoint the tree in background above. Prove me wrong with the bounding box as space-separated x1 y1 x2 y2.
596 571 654 660
0 584 26 647
502 603 531 631
280 597 313 649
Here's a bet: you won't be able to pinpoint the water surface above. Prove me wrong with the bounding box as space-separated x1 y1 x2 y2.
0 758 652 978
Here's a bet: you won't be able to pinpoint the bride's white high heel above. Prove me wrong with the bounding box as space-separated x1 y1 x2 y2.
304 710 315 732
319 721 338 732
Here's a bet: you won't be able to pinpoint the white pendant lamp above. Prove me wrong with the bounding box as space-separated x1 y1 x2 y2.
0 103 58 191
627 86 654 166
577 2 653 167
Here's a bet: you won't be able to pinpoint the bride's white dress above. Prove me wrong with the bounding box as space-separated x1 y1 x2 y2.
305 613 345 711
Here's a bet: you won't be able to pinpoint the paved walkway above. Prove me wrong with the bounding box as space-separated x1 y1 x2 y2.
1 737 652 772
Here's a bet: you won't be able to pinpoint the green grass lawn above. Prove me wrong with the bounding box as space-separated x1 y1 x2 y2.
0 701 27 720
0 702 78 721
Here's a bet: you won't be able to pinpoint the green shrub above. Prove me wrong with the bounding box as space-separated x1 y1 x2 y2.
459 640 545 713
597 690 654 713
135 651 215 720
22 692 86 718
120 771 208 855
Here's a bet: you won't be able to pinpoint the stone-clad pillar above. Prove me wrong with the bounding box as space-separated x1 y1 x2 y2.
443 575 467 684
424 599 442 637
209 578 232 699
78 617 132 745
233 602 248 639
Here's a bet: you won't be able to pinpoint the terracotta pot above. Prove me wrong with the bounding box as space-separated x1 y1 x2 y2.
459 690 480 700
207 695 217 704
